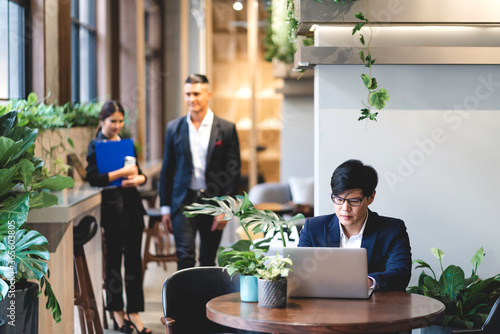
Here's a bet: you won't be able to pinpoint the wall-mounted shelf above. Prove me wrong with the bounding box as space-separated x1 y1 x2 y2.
296 0 500 35
294 46 500 70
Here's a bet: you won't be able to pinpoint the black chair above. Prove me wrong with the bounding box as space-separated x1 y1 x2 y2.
452 297 500 334
161 267 240 334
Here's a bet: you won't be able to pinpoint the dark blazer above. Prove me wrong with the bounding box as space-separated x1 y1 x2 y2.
298 210 412 291
159 114 241 217
86 132 146 229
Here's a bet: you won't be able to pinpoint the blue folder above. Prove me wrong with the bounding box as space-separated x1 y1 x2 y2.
94 138 135 187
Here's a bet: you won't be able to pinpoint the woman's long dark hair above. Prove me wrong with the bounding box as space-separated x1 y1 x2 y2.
95 100 125 137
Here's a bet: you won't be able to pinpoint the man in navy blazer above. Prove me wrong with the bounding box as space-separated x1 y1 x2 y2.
298 159 411 291
159 74 241 270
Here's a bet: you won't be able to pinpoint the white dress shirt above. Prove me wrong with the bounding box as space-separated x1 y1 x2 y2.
161 109 214 215
339 211 377 289
187 109 213 190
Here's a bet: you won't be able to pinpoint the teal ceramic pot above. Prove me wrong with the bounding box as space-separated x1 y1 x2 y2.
240 275 258 302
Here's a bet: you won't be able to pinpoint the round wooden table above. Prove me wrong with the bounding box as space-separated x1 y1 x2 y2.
206 291 445 334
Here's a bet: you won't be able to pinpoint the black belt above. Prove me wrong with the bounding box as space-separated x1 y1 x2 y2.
185 188 207 204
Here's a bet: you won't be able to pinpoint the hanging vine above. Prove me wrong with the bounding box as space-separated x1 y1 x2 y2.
352 10 390 121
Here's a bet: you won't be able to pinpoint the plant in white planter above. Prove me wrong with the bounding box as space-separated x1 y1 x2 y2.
255 252 293 308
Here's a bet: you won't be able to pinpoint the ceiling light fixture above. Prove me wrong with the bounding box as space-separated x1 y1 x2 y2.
233 1 243 11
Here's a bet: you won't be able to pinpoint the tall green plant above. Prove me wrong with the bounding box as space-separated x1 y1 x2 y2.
0 111 75 323
407 247 500 329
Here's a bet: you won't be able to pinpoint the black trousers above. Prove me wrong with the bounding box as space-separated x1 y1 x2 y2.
171 189 223 270
103 222 144 313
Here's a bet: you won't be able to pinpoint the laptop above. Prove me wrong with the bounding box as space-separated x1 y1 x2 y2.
283 247 374 299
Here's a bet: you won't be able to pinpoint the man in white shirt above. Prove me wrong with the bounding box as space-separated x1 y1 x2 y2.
159 74 241 269
298 159 412 291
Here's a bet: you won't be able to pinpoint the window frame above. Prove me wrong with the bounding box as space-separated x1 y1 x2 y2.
70 0 97 103
0 0 30 101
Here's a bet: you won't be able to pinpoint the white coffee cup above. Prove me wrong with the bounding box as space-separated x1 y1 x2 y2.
124 156 136 166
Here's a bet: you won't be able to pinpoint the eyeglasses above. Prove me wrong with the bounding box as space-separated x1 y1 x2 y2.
331 195 366 207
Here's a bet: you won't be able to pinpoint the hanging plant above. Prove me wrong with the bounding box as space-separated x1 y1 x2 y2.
352 11 390 121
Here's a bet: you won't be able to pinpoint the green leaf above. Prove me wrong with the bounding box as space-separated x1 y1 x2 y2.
368 88 390 110
27 92 38 104
67 137 74 148
359 34 365 46
432 248 445 261
0 192 30 225
471 247 484 273
354 12 366 21
33 175 74 191
358 50 364 62
352 22 365 35
29 191 59 210
361 74 372 89
440 265 465 299
369 77 378 90
0 111 18 136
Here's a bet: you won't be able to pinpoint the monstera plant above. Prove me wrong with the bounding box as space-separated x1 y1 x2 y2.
0 110 74 323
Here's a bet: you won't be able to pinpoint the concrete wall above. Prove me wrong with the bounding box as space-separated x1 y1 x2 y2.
315 64 500 285
280 95 314 182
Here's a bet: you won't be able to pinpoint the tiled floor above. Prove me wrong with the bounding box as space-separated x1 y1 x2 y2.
102 260 175 334
77 217 239 334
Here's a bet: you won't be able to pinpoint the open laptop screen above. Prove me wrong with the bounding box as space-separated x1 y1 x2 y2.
284 247 373 299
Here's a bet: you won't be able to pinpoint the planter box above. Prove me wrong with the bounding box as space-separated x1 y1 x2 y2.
296 0 500 34
34 126 93 182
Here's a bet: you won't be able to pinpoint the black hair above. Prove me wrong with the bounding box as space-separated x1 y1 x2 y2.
185 73 209 84
95 100 125 136
330 159 378 197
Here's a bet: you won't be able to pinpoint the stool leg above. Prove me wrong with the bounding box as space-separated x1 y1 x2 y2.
74 246 104 334
142 227 154 279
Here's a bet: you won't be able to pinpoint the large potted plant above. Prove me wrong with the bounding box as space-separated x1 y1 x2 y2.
0 110 74 331
184 193 304 303
407 247 500 333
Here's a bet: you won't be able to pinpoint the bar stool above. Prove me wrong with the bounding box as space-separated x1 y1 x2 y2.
74 215 103 334
142 208 177 279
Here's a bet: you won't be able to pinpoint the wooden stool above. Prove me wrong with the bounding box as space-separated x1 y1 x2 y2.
74 216 103 334
142 208 177 279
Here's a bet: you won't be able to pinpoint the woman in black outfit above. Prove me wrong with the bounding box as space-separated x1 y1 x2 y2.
86 101 152 334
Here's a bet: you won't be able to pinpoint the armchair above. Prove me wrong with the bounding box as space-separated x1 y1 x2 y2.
452 297 500 334
161 267 240 334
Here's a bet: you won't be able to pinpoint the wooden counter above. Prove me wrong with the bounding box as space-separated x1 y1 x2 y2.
26 183 102 334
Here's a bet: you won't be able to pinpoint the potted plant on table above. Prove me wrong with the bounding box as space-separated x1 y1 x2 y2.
0 110 74 330
407 247 500 333
255 252 293 308
221 248 265 302
183 193 304 303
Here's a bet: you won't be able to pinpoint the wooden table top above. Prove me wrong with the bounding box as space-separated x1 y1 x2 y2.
206 291 445 334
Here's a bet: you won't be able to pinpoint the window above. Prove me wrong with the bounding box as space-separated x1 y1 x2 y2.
71 0 96 103
144 4 163 161
0 0 28 101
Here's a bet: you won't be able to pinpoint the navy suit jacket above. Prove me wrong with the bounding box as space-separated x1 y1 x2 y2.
159 114 241 217
298 210 412 291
